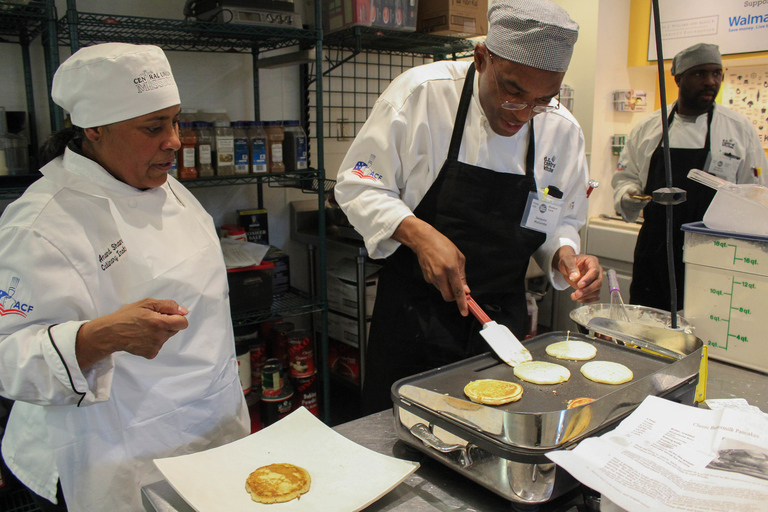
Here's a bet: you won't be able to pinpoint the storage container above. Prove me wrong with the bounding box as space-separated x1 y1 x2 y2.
417 0 487 37
227 261 275 314
682 222 768 372
326 258 382 317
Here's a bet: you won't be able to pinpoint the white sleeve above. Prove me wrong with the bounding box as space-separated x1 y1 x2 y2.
612 122 656 222
736 118 768 185
334 98 417 260
0 227 114 407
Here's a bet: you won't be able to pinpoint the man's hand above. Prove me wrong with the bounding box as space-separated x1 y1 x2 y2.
554 246 603 303
620 186 652 216
393 216 470 316
76 298 189 369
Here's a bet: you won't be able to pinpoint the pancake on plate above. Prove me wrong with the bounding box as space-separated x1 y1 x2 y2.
545 340 597 361
245 463 311 504
567 397 595 409
513 361 570 385
464 379 523 405
580 361 633 385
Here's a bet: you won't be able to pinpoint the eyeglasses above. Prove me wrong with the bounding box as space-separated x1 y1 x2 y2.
488 52 560 113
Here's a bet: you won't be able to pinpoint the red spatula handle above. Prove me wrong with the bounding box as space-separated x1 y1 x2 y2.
466 294 492 325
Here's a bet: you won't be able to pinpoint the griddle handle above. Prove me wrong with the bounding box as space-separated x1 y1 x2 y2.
466 294 492 325
409 423 473 467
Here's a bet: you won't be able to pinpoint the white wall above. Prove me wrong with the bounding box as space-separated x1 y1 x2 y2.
553 0 598 162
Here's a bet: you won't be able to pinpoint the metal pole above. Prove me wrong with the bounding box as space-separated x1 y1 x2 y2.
651 0 679 329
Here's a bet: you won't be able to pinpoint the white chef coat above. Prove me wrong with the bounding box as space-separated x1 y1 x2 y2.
0 147 249 511
612 102 767 222
334 60 591 290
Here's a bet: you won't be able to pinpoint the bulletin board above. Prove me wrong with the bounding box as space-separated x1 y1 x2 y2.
721 65 768 149
648 0 768 60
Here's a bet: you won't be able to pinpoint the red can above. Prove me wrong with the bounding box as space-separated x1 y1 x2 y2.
288 330 315 378
260 386 293 428
269 322 294 369
249 340 267 390
292 371 318 417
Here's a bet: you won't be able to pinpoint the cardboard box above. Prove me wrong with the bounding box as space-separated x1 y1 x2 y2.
323 0 417 34
237 208 269 245
682 222 768 373
227 261 275 314
417 0 487 37
264 246 290 295
327 258 382 318
327 310 371 348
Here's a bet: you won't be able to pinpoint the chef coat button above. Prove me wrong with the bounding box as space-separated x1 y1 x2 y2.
129 199 138 208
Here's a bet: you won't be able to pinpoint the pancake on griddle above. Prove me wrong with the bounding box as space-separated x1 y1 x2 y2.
513 361 570 385
545 340 597 361
245 463 311 504
580 361 633 385
464 379 523 405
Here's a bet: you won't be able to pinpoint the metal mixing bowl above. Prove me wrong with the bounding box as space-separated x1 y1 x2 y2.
569 303 693 335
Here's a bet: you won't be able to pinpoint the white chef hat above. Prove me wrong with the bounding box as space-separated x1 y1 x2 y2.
52 43 180 128
485 0 579 72
671 43 722 76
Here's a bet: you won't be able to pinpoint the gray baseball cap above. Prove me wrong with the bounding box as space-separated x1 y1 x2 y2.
671 43 722 76
485 0 579 72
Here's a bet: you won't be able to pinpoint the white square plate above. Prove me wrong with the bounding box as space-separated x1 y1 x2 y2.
154 407 419 511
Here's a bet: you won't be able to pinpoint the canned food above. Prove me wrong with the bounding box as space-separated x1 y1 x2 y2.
292 371 318 417
288 330 315 377
269 322 294 369
250 340 267 390
261 357 283 398
260 386 293 428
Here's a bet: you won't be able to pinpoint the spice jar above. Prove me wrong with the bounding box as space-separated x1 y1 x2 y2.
178 121 197 180
193 121 215 177
264 121 285 174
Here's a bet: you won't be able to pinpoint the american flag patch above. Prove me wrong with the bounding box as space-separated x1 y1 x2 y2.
351 161 382 182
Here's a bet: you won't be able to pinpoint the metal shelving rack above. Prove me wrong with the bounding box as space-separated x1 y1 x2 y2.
312 26 474 139
0 0 57 176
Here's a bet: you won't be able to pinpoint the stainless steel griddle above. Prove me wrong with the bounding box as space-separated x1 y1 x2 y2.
391 330 704 506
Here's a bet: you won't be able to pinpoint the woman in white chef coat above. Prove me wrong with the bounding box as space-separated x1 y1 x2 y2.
0 43 249 511
334 0 603 414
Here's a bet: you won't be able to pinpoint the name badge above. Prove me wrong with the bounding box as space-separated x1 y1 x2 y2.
521 190 565 234
705 152 740 183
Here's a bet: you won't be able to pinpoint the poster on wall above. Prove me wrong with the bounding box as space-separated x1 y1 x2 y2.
721 65 768 149
648 0 768 61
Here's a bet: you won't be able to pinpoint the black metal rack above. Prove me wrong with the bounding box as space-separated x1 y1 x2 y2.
56 11 318 54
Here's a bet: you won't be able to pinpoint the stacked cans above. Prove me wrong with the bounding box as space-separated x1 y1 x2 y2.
246 321 319 429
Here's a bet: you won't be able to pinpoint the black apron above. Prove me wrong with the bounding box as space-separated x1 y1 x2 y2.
361 64 546 414
629 106 716 310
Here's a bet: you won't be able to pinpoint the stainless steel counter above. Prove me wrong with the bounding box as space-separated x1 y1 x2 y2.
142 359 768 512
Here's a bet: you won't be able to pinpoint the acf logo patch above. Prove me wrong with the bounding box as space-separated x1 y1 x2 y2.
0 277 34 318
352 161 383 182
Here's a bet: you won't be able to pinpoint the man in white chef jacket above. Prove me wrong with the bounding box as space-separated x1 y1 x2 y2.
612 43 767 311
0 43 249 511
334 0 603 414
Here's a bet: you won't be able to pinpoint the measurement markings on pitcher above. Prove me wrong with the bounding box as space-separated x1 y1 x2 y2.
707 276 756 349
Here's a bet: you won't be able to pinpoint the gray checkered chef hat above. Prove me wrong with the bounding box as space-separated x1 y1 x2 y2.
52 43 180 128
671 43 722 76
485 0 578 72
